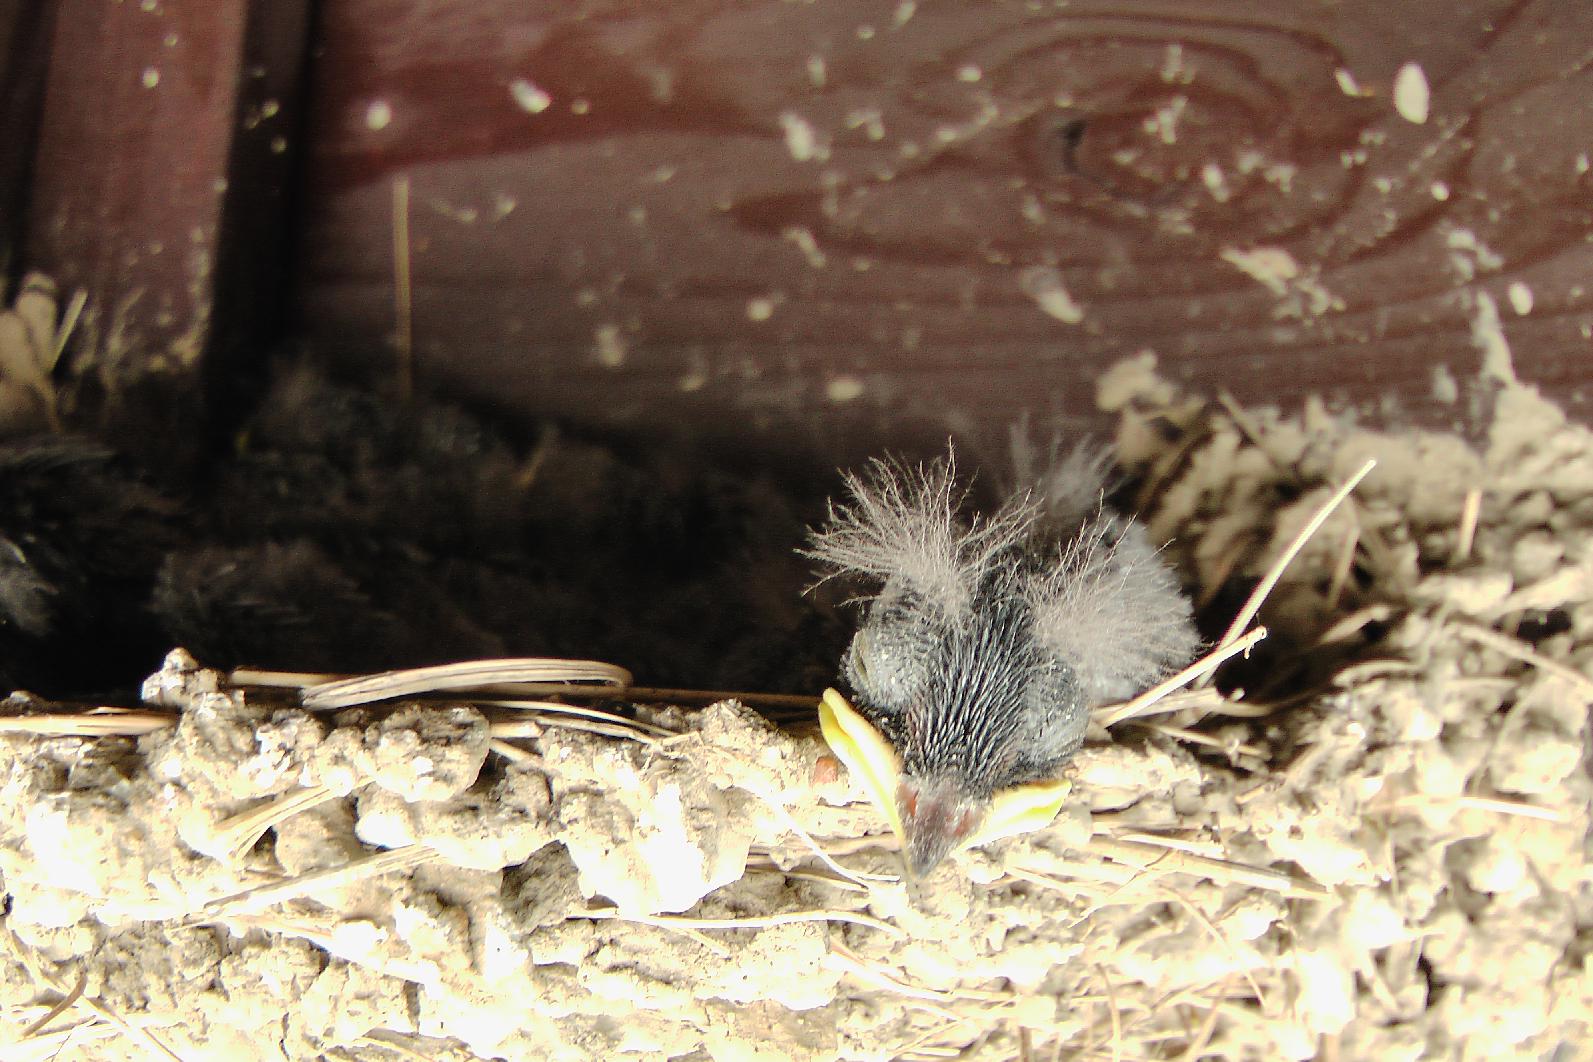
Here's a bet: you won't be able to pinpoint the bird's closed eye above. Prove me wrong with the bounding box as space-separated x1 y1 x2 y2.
845 613 937 715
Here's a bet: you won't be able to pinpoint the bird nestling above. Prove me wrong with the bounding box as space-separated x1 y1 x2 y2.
807 435 1200 877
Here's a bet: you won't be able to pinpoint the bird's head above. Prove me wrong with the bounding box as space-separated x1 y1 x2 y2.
807 445 1199 878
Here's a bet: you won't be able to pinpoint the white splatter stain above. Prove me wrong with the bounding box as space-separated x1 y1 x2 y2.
779 112 827 162
1393 62 1430 125
1507 281 1534 316
1470 292 1516 384
1017 266 1084 324
826 376 866 402
1143 97 1188 145
746 296 778 321
782 227 827 268
365 100 393 131
141 67 161 89
594 324 627 368
509 79 552 114
1334 69 1369 97
1431 363 1459 404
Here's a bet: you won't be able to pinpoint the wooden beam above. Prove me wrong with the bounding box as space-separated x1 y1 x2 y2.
294 0 1593 470
25 0 311 419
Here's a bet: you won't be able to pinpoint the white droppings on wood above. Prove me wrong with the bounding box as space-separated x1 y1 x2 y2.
594 324 627 368
1333 68 1369 97
1202 162 1231 202
779 112 827 162
1017 266 1084 325
1508 281 1535 316
365 100 393 131
782 227 827 268
826 376 865 402
1393 62 1430 125
1220 247 1299 297
1470 291 1516 384
1430 363 1459 404
509 78 552 114
1142 96 1188 145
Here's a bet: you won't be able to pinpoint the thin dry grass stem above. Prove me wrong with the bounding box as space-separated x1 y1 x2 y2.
1176 974 1235 1062
1198 457 1377 687
1317 604 1397 645
495 716 650 744
587 905 903 938
1451 621 1593 698
1128 721 1265 761
1455 488 1483 564
196 844 437 920
1113 833 1225 860
480 698 675 737
18 963 87 1037
2 920 189 1062
1095 964 1124 1062
354 1031 437 1062
1095 628 1267 727
53 287 88 367
737 780 883 890
619 915 733 958
229 667 333 687
1088 837 1329 899
1001 864 1114 902
1384 792 1568 823
1216 392 1298 482
488 707 662 746
13 1020 120 1062
890 1013 982 1058
1326 521 1360 609
1331 659 1424 687
0 709 176 736
487 738 538 764
392 174 413 402
212 785 341 862
810 833 899 857
299 658 633 710
233 666 820 714
829 943 1010 1004
743 858 869 893
1157 887 1267 1010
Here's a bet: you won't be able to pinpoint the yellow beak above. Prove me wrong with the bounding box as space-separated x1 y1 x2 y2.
817 688 1071 855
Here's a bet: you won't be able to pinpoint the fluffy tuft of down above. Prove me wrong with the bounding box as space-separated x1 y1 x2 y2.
1007 428 1114 535
805 447 1034 620
1026 514 1201 703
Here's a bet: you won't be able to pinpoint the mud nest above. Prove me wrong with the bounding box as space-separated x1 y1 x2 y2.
1 358 1591 1061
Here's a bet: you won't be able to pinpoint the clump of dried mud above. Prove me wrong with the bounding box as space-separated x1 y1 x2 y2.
1 362 1590 1060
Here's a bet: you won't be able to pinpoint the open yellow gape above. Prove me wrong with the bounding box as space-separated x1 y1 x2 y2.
818 688 1071 856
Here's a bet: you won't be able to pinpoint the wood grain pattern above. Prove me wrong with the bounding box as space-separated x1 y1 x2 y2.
26 0 311 403
297 0 1593 467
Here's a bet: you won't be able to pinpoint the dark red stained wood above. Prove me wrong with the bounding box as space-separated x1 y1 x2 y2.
297 0 1593 468
26 0 311 406
0 3 54 277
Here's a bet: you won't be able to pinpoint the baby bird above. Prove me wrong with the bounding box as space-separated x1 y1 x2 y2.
808 436 1199 877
